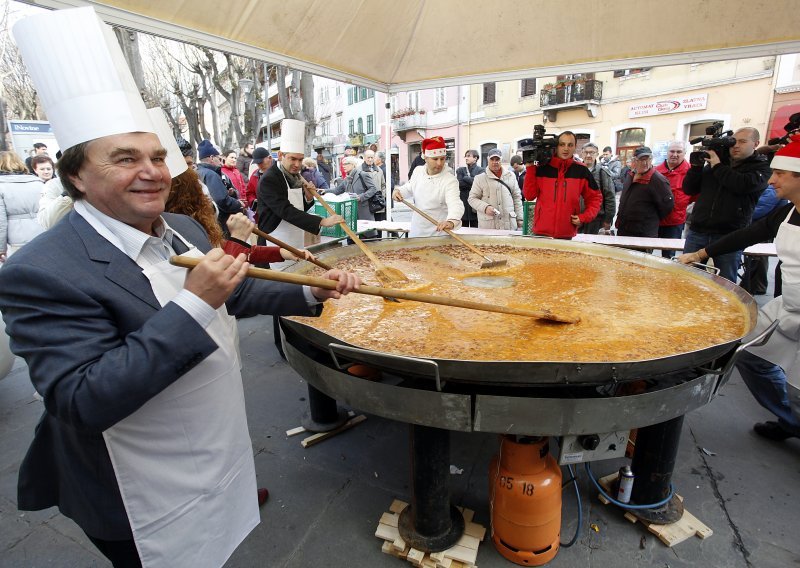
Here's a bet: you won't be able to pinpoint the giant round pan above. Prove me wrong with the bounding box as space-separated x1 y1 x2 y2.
281 236 758 386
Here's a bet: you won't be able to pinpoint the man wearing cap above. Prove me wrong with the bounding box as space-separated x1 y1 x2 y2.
655 141 692 256
392 136 463 237
523 131 602 239
468 148 523 230
456 149 485 228
678 135 800 442
681 127 770 283
196 139 244 231
244 147 272 210
615 146 674 238
257 119 343 252
0 8 360 567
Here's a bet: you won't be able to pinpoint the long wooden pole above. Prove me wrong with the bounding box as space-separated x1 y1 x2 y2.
169 256 579 324
251 227 332 270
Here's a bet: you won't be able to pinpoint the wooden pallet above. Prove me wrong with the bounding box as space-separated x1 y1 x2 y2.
285 411 366 448
597 473 713 547
375 499 486 568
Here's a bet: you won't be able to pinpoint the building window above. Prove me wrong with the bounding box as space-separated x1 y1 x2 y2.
335 84 340 97
319 86 328 104
480 142 498 168
483 83 496 105
521 79 537 97
348 87 354 105
349 119 354 135
336 114 342 134
616 128 646 164
367 114 374 134
434 87 446 109
360 87 368 100
407 91 419 109
613 68 651 78
357 118 363 133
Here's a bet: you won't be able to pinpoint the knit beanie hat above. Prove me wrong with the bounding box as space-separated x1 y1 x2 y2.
198 139 219 159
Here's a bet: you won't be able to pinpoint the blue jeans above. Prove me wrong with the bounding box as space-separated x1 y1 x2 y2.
658 224 684 258
683 229 742 284
736 351 800 435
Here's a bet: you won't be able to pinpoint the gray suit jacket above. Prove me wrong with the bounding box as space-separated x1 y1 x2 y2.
0 210 318 540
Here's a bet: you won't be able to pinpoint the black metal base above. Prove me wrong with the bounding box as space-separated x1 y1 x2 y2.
301 408 349 433
302 384 348 433
398 504 465 552
627 494 684 525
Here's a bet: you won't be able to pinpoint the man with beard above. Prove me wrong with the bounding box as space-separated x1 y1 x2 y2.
682 127 770 283
392 136 463 237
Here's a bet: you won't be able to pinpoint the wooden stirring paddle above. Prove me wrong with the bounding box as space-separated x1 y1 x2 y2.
397 196 507 269
304 183 410 287
170 256 579 323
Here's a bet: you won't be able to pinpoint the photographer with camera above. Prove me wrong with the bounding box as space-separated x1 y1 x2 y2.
682 126 770 282
522 130 602 239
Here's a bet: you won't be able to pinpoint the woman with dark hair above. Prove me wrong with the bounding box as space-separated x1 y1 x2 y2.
0 150 44 262
165 167 314 264
30 154 56 182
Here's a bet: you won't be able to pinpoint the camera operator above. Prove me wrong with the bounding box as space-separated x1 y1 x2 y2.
522 131 602 239
681 127 770 283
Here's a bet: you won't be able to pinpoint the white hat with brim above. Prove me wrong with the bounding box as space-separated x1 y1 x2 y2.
147 108 188 178
280 119 306 154
13 7 155 151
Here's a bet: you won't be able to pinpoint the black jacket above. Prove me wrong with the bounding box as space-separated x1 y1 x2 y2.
615 169 674 237
257 162 320 235
456 163 485 223
682 152 770 234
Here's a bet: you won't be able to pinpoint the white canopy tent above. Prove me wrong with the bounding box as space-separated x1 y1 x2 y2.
19 0 800 93
17 0 800 222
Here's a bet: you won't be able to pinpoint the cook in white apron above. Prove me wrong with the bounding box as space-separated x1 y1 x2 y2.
745 206 800 420
102 235 259 568
270 166 307 269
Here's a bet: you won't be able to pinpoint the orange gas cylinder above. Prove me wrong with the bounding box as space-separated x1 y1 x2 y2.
489 435 562 566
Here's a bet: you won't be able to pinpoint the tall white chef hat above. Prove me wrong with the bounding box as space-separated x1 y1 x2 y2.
147 108 188 178
279 119 306 154
12 6 155 151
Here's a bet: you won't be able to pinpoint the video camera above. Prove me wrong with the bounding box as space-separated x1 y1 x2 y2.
689 121 735 166
519 125 558 165
767 112 800 146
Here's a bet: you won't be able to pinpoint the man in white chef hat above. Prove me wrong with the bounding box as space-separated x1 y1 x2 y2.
0 7 359 568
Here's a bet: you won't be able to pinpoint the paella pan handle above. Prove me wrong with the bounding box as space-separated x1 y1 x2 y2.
672 258 721 275
327 343 444 392
701 319 780 396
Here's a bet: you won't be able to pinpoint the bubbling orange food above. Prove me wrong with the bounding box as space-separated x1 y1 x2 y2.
289 245 750 362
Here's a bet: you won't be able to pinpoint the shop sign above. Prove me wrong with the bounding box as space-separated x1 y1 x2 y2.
629 94 708 118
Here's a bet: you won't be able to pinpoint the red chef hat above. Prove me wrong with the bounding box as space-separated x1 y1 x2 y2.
422 136 447 158
771 134 800 173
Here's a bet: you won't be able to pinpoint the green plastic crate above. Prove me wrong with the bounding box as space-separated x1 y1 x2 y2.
522 201 536 235
314 197 358 238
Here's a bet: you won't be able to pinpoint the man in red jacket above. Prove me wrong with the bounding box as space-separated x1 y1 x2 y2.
522 131 601 238
655 141 692 257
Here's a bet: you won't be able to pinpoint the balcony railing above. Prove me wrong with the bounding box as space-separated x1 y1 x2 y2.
540 80 603 107
349 133 365 146
364 133 380 145
311 134 334 148
391 111 427 132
